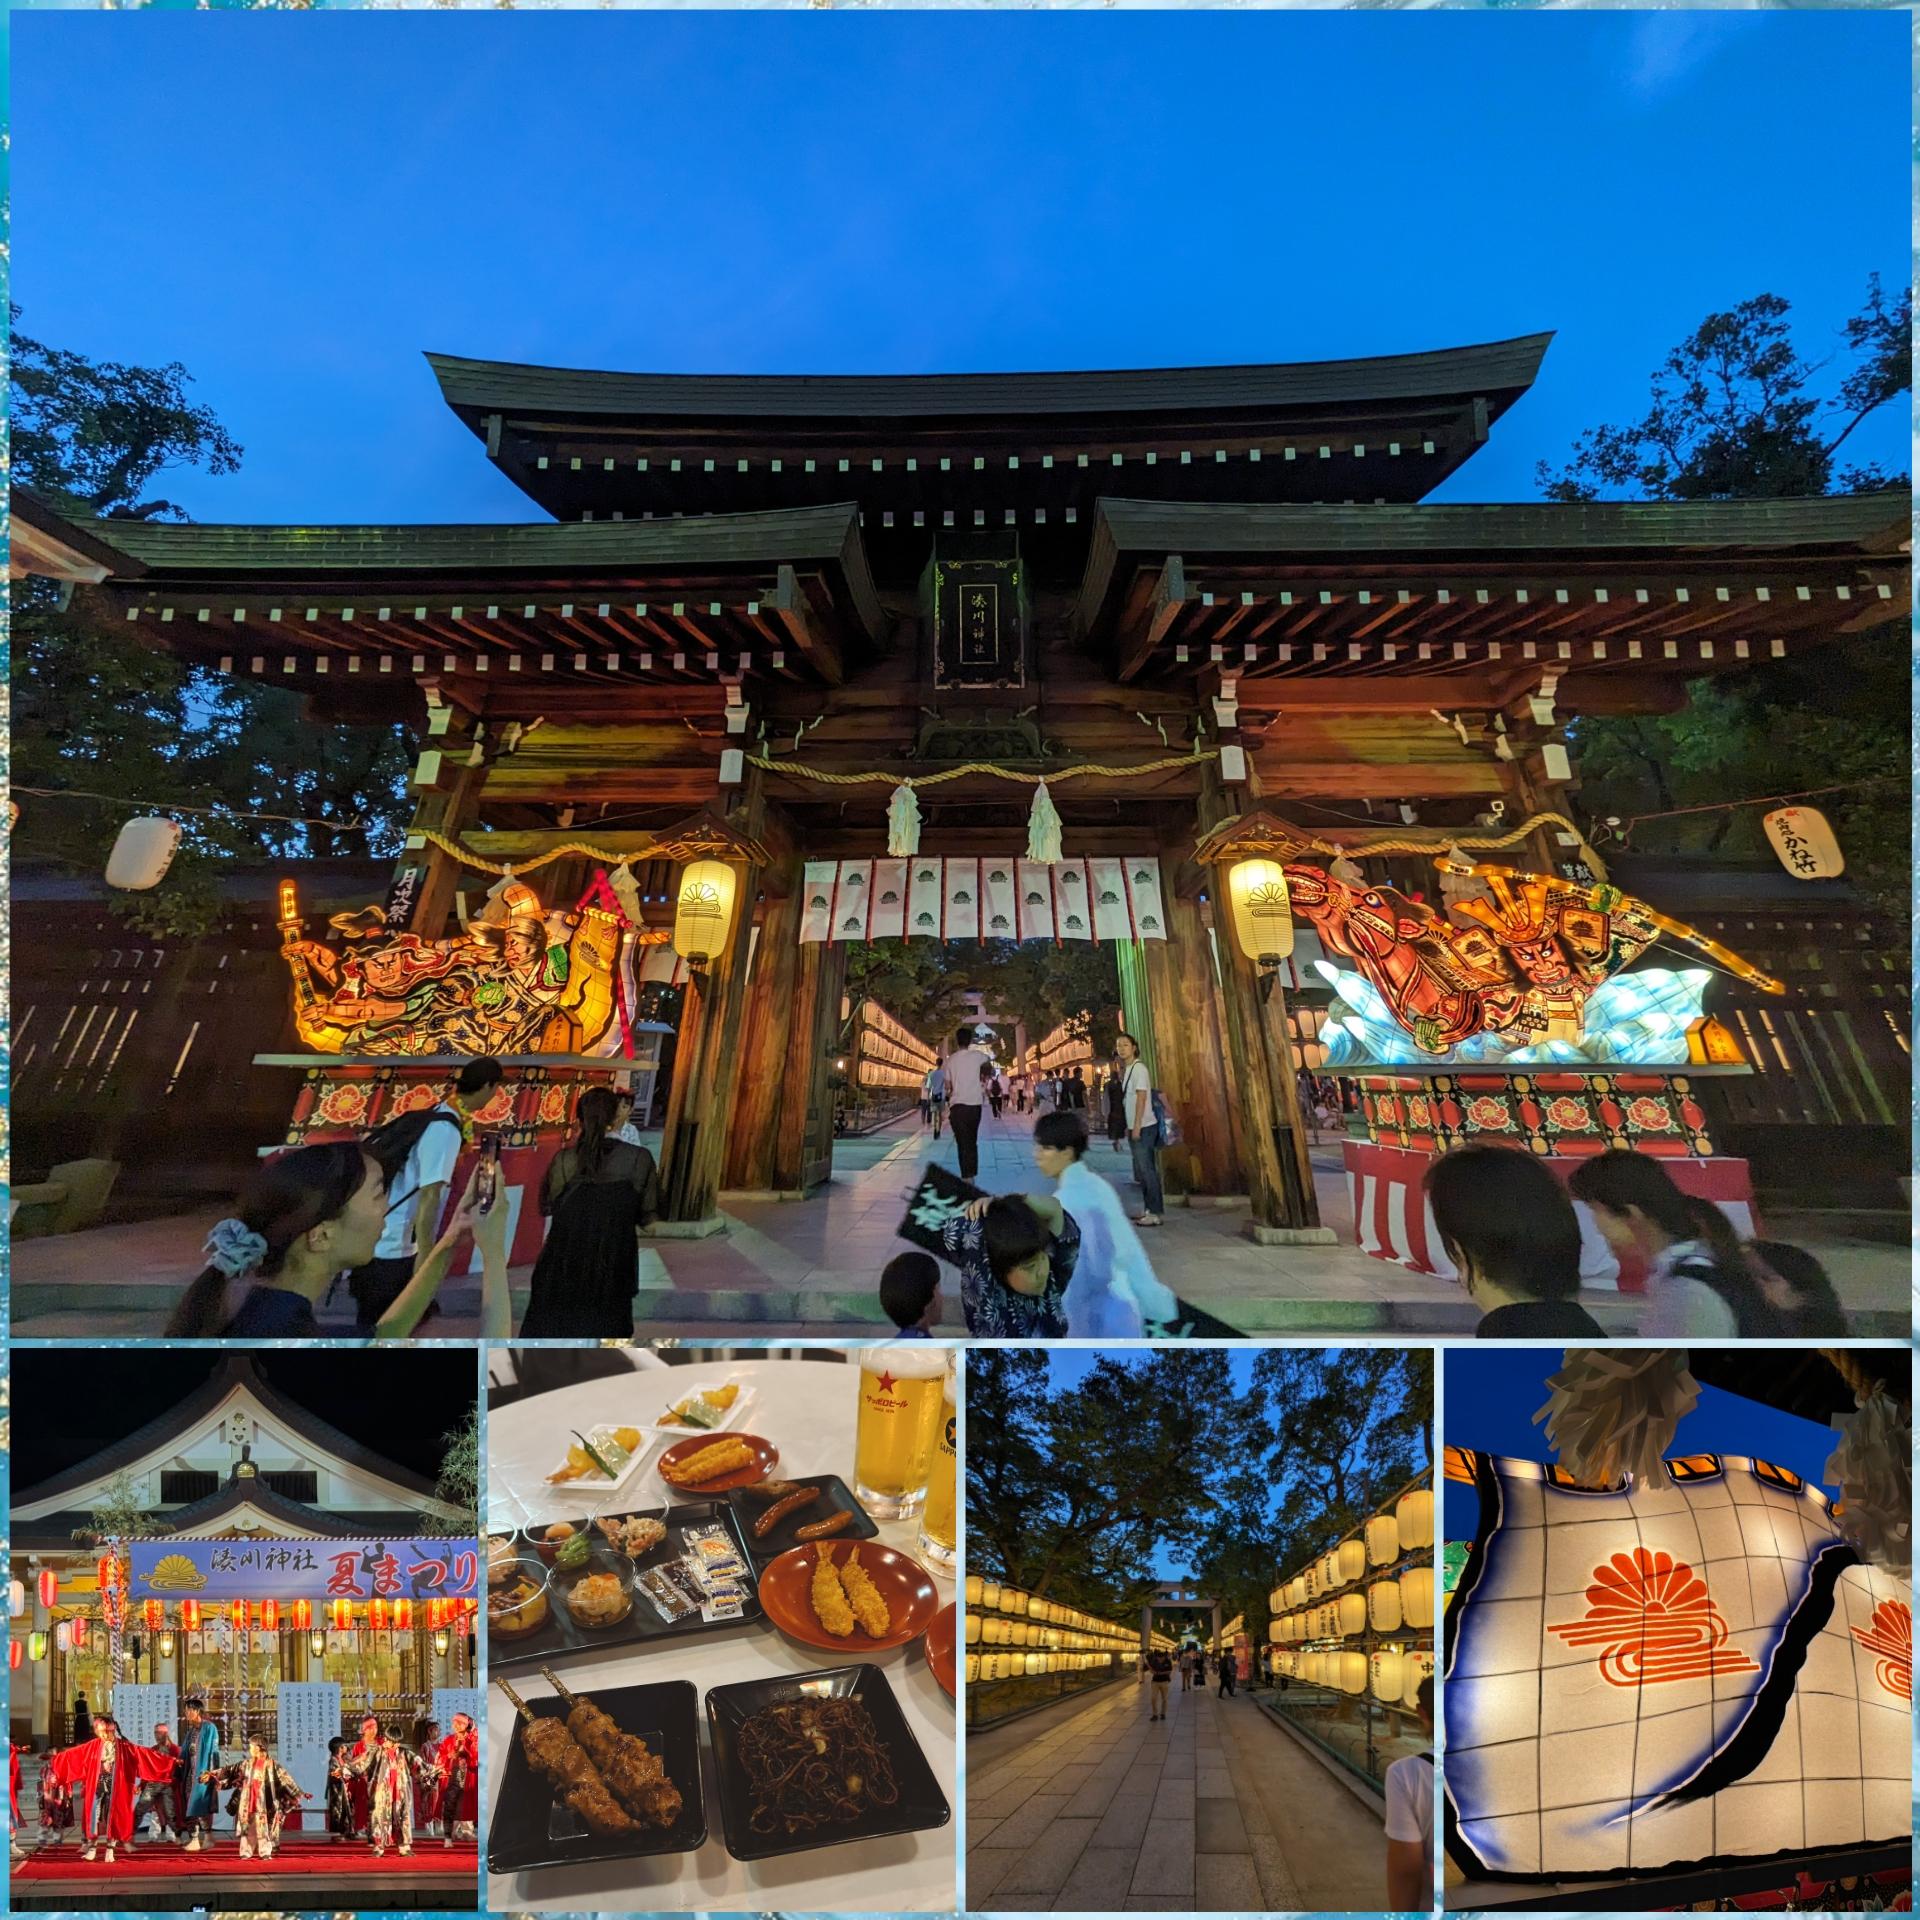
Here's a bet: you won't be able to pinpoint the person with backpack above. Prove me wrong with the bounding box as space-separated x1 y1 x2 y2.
519 1084 661 1339
1568 1150 1781 1338
1032 1110 1176 1337
1114 1031 1164 1226
351 1057 504 1332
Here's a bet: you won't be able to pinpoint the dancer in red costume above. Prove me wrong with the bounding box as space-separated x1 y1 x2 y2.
10 1740 25 1862
409 1718 443 1838
42 1715 179 1864
433 1713 478 1844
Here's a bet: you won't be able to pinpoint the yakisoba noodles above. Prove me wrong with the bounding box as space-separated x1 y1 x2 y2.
737 1697 900 1834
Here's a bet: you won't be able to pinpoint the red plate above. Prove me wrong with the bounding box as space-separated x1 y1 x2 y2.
924 1599 957 1697
655 1432 779 1495
757 1540 940 1654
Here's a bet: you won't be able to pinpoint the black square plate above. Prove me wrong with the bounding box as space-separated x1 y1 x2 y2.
726 1474 881 1574
491 1498 763 1673
704 1661 951 1862
487 1677 707 1872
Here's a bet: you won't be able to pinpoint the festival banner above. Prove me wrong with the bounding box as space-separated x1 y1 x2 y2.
130 1537 482 1602
1053 859 1094 940
799 861 838 943
943 857 980 941
1016 859 1056 942
907 859 945 939
1088 858 1133 942
981 859 1018 939
868 857 909 940
832 859 874 941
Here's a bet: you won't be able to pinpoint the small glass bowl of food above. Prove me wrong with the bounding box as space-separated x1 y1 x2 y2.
558 1547 636 1632
531 1518 598 1571
487 1555 553 1641
591 1511 671 1563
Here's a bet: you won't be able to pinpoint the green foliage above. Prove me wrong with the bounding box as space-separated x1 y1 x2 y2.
74 1469 169 1548
419 1404 481 1534
966 1347 1432 1643
841 937 1119 1050
10 313 411 936
1536 280 1912 923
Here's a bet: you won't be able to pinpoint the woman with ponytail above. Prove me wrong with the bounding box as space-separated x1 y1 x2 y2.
519 1084 660 1339
168 1142 505 1340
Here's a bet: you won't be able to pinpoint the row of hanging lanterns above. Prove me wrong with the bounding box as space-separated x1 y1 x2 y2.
1271 1645 1436 1705
1270 1566 1436 1639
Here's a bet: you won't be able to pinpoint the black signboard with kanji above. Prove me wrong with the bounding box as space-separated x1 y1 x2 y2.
931 554 1027 690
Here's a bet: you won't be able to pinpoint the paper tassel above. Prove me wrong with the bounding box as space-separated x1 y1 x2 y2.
1824 1385 1912 1576
887 782 922 858
1026 780 1064 865
607 864 645 927
1329 855 1367 887
1534 1348 1699 1487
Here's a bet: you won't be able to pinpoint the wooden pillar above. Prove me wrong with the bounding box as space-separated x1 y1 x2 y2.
1211 871 1327 1238
721 868 846 1197
657 859 761 1228
1140 886 1241 1197
399 699 488 937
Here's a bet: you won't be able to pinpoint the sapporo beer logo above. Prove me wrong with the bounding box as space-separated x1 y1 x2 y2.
942 1415 957 1454
1547 1547 1761 1688
1850 1599 1912 1701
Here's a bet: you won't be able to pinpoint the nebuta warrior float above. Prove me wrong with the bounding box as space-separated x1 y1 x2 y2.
201 1737 310 1860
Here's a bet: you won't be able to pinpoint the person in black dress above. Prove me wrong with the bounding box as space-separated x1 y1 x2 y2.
520 1085 661 1339
1425 1145 1605 1337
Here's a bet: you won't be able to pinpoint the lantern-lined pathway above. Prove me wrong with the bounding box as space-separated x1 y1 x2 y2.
12 1103 1910 1336
967 1670 1386 1911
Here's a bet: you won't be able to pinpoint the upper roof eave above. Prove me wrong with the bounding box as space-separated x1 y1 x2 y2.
11 487 150 576
423 333 1555 427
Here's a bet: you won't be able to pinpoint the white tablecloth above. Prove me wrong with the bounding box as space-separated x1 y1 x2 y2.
486 1355 957 1913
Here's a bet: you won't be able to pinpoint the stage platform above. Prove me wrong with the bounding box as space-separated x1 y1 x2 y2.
9 1835 479 1910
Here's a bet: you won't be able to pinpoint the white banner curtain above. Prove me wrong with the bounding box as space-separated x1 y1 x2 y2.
797 857 1168 943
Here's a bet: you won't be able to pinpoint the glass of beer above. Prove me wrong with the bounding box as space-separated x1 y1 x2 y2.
854 1344 947 1520
916 1359 958 1570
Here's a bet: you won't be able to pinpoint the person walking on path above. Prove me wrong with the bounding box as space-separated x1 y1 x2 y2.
1146 1646 1173 1720
944 1028 991 1180
1178 1648 1192 1691
1217 1648 1237 1698
1384 1676 1435 1910
1115 1032 1165 1226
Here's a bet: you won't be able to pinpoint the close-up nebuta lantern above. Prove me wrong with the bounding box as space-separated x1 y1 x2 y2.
1444 1450 1910 1881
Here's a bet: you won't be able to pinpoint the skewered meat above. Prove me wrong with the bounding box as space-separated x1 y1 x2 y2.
516 1714 638 1836
563 1697 684 1827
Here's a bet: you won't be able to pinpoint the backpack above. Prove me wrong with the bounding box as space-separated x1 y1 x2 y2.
1150 1087 1181 1147
363 1108 462 1188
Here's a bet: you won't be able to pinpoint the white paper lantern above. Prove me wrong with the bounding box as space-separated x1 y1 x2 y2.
1764 804 1845 880
965 1614 980 1645
1372 1650 1407 1703
1321 1549 1344 1590
1337 1651 1369 1695
982 1582 1002 1610
1337 1591 1368 1637
965 1653 979 1684
1399 1565 1436 1629
106 817 183 891
1288 1575 1308 1609
1402 1649 1435 1710
965 1575 983 1606
1304 1563 1320 1600
1365 1514 1400 1566
1337 1537 1367 1585
1396 1488 1435 1550
1368 1580 1403 1632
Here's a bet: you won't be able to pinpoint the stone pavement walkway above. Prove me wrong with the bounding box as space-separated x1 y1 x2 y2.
966 1674 1387 1912
14 1106 1908 1337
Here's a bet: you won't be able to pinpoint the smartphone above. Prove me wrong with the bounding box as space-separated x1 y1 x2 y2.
476 1134 502 1214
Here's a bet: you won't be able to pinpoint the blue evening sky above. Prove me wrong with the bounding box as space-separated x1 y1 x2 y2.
1442 1348 1849 1540
12 11 1907 525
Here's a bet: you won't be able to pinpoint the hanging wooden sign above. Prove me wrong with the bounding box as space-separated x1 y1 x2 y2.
1763 804 1845 880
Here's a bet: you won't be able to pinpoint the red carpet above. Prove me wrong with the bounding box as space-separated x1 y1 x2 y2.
14 1837 478 1883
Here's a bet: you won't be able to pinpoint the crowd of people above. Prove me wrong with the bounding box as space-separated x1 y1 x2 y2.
1426 1142 1848 1339
11 1700 476 1867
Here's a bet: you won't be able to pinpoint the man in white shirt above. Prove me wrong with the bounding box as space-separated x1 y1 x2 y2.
944 1028 990 1180
1115 1031 1163 1226
348 1055 504 1331
1383 1675 1434 1910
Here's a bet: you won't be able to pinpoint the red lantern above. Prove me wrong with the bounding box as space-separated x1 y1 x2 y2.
36 1571 57 1610
330 1598 352 1633
292 1599 312 1634
101 1591 124 1631
69 1618 89 1653
427 1598 448 1631
393 1598 413 1633
369 1598 390 1632
143 1599 164 1635
7 1641 19 1672
262 1599 279 1633
95 1556 119 1593
180 1599 201 1633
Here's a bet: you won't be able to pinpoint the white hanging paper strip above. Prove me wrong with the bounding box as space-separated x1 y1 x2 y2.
907 858 944 938
1017 858 1057 941
1089 857 1132 941
869 857 909 941
800 861 838 944
1126 855 1168 939
1053 858 1094 940
832 859 874 942
944 857 980 941
981 858 1018 939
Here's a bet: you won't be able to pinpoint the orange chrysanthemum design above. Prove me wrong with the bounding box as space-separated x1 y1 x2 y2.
1547 1547 1761 1688
1850 1600 1911 1702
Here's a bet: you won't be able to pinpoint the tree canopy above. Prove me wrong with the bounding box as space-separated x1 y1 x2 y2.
10 311 412 936
1540 280 1912 923
843 937 1120 1052
965 1346 1431 1642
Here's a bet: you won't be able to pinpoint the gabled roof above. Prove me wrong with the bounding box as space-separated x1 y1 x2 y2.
12 1354 438 1513
12 1487 432 1552
425 333 1554 423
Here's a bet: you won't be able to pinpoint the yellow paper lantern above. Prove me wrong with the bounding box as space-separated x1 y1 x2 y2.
1400 1565 1436 1629
1365 1514 1400 1566
1372 1650 1407 1703
1337 1651 1369 1695
671 859 739 967
965 1654 979 1684
1226 858 1295 964
982 1582 1002 1611
1337 1591 1368 1637
1403 1649 1435 1710
964 1615 980 1645
964 1575 983 1606
1763 805 1845 880
1337 1538 1367 1585
1397 1488 1435 1550
1368 1580 1403 1632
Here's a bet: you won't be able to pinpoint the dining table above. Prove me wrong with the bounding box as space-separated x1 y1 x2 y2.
485 1352 957 1913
